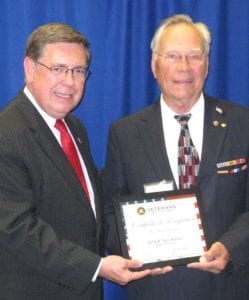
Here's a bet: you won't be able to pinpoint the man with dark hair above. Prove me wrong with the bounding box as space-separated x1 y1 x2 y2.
0 23 159 299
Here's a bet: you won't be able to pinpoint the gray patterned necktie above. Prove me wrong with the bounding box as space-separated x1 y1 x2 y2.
174 114 200 189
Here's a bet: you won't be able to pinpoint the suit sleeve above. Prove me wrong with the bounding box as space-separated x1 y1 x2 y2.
219 196 249 274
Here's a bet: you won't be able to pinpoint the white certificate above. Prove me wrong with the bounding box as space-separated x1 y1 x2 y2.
113 190 208 267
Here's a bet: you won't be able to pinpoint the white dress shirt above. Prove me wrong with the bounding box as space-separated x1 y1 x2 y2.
160 94 204 188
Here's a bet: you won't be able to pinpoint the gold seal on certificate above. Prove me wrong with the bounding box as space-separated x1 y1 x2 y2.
113 189 209 268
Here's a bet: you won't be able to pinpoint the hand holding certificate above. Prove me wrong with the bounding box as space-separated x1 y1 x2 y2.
113 189 209 268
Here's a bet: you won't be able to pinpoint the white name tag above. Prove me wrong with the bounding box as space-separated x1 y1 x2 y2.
144 179 174 193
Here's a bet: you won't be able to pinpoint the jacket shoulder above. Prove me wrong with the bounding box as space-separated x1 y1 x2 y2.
205 94 249 116
110 101 159 130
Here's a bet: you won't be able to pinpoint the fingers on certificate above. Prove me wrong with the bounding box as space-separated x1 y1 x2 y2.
149 265 173 275
187 242 229 274
100 255 172 285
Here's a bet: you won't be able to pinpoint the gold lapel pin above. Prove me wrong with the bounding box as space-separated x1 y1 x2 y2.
213 120 219 127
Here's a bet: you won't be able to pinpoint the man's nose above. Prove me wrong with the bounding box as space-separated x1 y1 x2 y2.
64 70 75 85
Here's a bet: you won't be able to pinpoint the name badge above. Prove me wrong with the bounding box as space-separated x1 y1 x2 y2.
144 179 174 193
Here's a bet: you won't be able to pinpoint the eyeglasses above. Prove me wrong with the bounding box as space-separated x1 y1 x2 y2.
155 52 207 65
36 61 91 79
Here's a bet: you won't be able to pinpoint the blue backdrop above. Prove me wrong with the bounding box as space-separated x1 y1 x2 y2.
0 1 249 299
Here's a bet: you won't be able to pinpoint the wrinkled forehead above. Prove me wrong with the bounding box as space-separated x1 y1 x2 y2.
158 24 204 53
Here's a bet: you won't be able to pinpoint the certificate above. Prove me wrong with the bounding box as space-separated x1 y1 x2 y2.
113 189 209 268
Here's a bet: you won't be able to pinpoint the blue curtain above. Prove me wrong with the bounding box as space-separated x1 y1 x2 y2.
0 1 248 299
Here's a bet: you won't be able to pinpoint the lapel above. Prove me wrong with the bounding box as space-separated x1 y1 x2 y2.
16 92 95 217
136 100 176 186
65 116 102 219
198 94 229 189
136 96 229 191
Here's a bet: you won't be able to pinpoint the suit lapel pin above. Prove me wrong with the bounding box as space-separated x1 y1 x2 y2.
213 120 219 127
77 137 82 144
215 106 223 115
220 123 227 128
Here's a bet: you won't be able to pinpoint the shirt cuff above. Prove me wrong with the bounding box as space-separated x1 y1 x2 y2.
91 258 103 282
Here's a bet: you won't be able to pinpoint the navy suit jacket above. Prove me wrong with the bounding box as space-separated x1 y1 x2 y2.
102 94 249 300
0 91 104 299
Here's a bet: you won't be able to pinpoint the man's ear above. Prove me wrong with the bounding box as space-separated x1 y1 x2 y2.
24 57 36 83
205 57 209 79
151 56 157 79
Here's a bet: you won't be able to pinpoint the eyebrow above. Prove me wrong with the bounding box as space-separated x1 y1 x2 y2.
51 63 87 68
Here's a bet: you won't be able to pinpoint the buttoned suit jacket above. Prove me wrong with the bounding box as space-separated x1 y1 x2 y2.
0 91 104 300
102 94 249 300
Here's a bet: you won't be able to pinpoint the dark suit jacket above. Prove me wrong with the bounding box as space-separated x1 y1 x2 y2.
102 94 249 300
0 91 104 299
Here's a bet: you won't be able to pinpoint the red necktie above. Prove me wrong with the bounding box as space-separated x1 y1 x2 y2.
55 119 90 201
174 114 200 189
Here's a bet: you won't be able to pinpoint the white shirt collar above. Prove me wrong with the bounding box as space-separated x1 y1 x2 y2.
23 86 57 130
160 93 205 119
